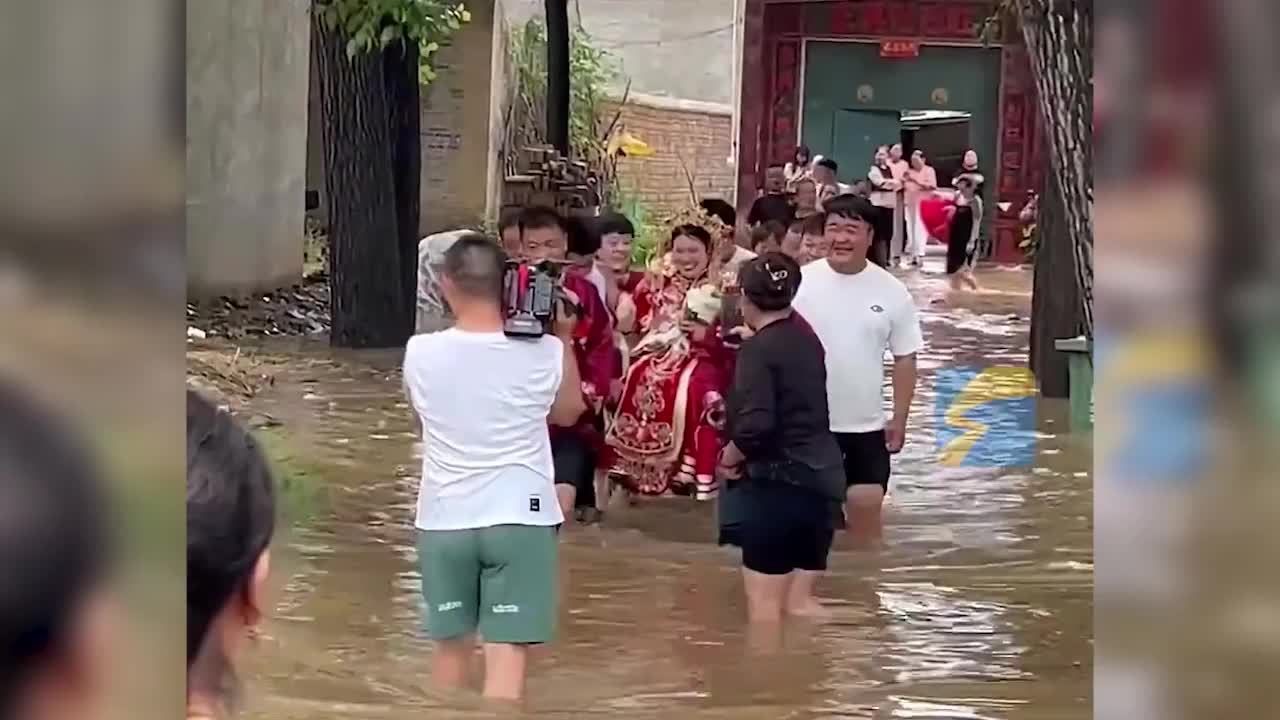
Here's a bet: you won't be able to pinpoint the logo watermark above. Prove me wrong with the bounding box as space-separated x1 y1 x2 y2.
935 365 1037 468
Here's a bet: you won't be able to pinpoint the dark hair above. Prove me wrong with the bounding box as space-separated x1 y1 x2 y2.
763 219 786 241
0 380 110 715
698 198 736 228
671 224 713 252
187 390 276 696
795 145 811 163
566 215 601 257
822 194 874 224
517 205 567 235
787 218 805 235
498 207 522 233
442 232 507 301
816 157 839 174
739 253 801 311
749 224 776 252
597 211 635 238
800 213 826 237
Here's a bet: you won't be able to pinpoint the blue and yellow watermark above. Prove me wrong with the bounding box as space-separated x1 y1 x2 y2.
935 366 1038 467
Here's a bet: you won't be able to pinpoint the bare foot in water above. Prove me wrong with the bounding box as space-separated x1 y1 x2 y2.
786 601 833 620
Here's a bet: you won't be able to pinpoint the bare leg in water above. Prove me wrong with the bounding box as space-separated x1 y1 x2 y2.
482 642 529 701
845 484 886 550
785 570 831 618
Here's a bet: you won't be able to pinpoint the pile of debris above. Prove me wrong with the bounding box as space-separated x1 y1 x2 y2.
186 346 279 414
187 276 330 340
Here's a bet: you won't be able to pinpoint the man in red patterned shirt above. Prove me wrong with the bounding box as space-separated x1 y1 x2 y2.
518 207 619 524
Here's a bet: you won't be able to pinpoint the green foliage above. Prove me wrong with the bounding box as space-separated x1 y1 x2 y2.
510 18 620 160
317 0 470 83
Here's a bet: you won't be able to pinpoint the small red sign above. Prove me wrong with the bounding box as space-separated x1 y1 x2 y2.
879 39 920 58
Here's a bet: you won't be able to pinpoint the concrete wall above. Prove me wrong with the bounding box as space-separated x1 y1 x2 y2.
608 94 736 216
420 0 503 235
187 0 310 297
503 0 736 105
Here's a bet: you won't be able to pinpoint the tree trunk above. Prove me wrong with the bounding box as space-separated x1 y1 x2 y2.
1029 164 1082 397
314 13 408 348
384 39 423 334
1017 0 1094 337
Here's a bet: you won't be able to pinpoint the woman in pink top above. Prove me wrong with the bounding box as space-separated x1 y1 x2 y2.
902 150 938 268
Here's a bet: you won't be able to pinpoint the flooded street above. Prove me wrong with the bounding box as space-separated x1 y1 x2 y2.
241 262 1092 719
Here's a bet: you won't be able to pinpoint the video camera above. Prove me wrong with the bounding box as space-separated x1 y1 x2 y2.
502 259 581 338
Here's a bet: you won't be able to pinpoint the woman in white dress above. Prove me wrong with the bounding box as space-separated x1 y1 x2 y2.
902 150 938 268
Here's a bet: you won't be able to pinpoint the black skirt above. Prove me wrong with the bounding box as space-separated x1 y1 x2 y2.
946 205 975 275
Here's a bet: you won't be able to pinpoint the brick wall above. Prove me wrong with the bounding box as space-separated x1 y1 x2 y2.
606 93 735 216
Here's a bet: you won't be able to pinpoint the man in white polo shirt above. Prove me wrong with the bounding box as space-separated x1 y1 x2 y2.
792 194 923 548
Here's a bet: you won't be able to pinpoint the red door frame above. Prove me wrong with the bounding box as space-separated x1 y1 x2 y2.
736 0 1039 264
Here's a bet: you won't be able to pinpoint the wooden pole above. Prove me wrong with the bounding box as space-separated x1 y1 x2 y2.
545 0 571 156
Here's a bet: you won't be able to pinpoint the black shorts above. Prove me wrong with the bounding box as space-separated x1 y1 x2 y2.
550 432 596 508
835 430 891 493
739 480 835 575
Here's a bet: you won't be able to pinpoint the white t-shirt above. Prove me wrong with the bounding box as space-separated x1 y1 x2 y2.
404 329 566 530
586 261 609 308
792 260 924 433
723 245 757 276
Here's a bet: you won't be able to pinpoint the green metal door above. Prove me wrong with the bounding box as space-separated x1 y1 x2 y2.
801 40 1001 228
829 109 901 181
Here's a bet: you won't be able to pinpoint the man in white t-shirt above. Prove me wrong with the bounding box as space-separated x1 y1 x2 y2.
792 194 923 548
403 233 586 701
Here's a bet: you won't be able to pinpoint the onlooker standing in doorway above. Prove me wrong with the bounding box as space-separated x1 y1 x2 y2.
748 165 796 228
784 144 812 189
902 150 939 268
792 195 923 549
888 143 910 266
867 146 901 268
719 253 845 623
404 235 586 700
945 174 983 292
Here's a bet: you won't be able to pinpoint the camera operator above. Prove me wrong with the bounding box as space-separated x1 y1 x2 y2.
519 206 619 523
403 233 585 701
719 253 845 625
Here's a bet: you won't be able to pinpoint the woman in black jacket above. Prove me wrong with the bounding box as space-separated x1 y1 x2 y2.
718 254 845 624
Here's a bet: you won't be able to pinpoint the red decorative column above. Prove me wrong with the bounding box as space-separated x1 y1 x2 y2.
993 43 1038 264
735 0 767 219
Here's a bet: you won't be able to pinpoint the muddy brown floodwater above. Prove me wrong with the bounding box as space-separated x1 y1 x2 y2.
240 261 1092 719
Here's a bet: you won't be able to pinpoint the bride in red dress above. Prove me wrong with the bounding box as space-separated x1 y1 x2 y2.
605 217 732 500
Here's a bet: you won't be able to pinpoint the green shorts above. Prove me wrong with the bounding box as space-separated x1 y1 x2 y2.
417 524 558 644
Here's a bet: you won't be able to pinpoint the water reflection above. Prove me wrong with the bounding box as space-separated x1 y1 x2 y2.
241 262 1092 719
